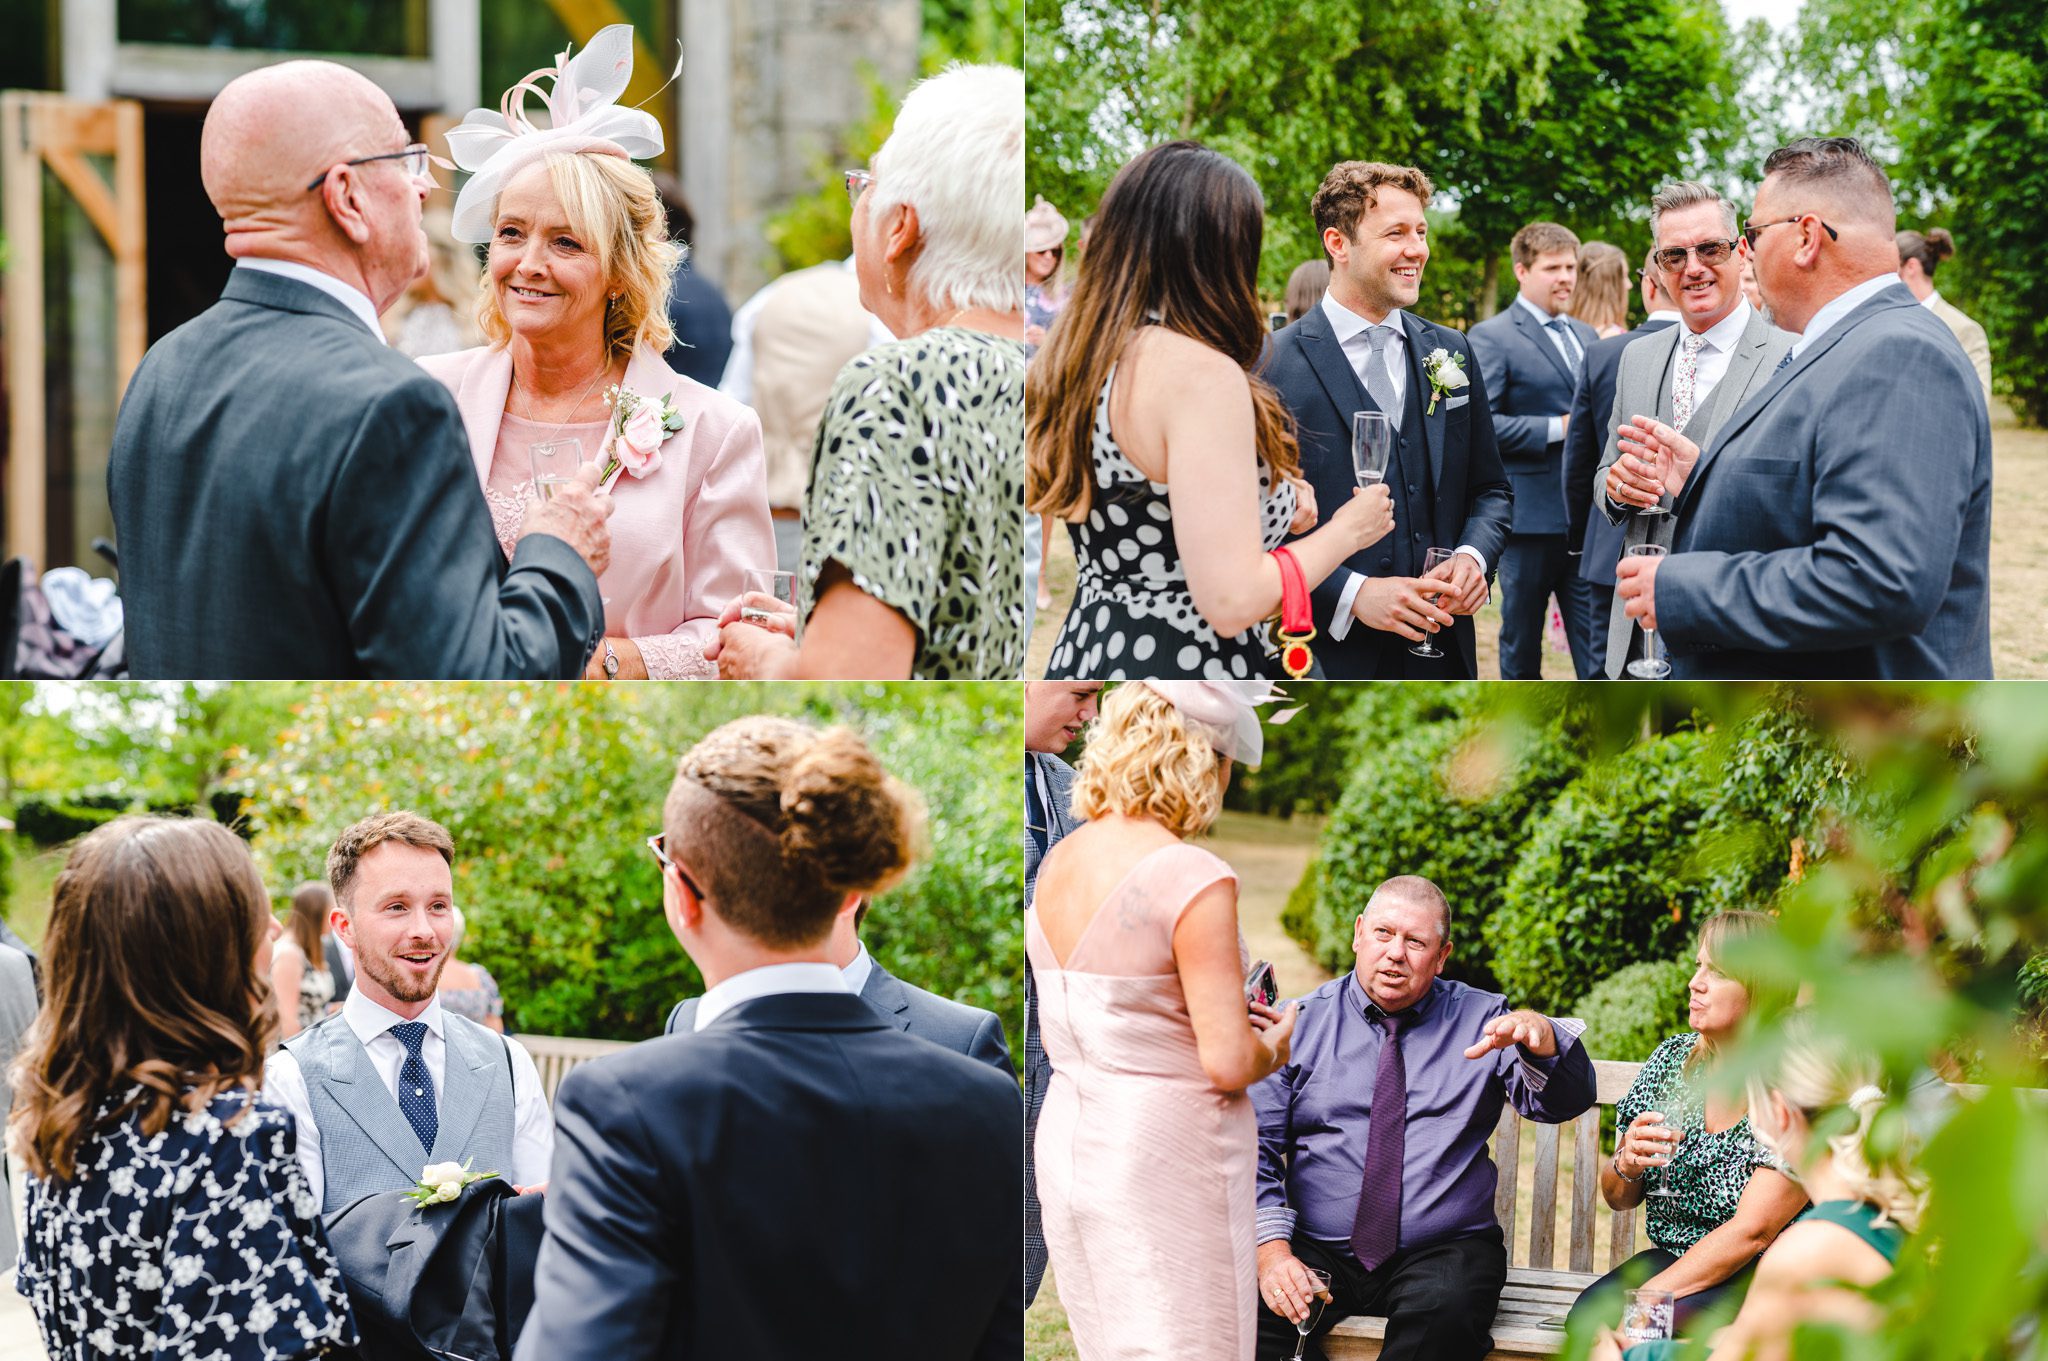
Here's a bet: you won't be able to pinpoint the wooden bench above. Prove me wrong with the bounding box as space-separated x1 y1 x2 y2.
1325 1057 1646 1359
515 1032 635 1105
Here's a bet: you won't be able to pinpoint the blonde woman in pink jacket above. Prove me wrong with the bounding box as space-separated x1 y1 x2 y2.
421 27 772 678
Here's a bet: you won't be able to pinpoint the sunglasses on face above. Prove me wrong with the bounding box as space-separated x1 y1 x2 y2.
1652 238 1742 272
1741 215 1839 251
646 832 708 902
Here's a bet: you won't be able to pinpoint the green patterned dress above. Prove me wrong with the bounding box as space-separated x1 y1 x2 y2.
797 326 1025 679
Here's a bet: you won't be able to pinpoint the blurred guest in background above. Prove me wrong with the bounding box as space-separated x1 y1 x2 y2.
437 906 506 1034
1283 257 1332 327
0 938 37 1276
273 879 339 1039
650 170 735 388
1896 227 1992 402
1026 195 1072 353
12 817 358 1359
1572 241 1632 338
383 204 483 358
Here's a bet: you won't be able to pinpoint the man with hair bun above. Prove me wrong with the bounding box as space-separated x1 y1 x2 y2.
1897 226 1992 401
1613 136 1992 679
521 716 1021 1361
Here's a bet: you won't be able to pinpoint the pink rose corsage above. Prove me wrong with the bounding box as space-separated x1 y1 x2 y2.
600 383 687 487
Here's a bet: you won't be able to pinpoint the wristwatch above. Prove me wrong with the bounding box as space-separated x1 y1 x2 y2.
602 641 619 679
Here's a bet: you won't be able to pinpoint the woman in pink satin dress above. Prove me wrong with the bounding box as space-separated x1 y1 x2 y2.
1029 680 1299 1360
422 30 771 679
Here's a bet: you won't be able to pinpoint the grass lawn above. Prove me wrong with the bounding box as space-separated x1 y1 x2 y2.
1031 399 2044 679
5 838 64 948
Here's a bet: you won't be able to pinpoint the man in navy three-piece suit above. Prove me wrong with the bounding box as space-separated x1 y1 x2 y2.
1467 222 1604 679
1264 161 1513 679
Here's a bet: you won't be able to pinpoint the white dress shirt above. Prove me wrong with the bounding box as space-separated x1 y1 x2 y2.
235 258 386 343
1921 290 1942 311
1791 273 1900 359
265 989 554 1205
1664 298 1754 413
693 961 850 1031
1514 294 1579 445
1319 292 1489 641
840 942 875 997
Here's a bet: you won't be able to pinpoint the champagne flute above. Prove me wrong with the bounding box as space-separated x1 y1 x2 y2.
1621 1289 1675 1344
1409 547 1454 659
1352 411 1394 489
740 569 796 625
1623 543 1671 679
1290 1267 1334 1361
529 437 584 502
1640 1111 1682 1198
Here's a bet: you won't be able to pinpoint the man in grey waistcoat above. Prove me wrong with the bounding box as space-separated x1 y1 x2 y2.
1023 680 1097 1305
268 812 555 1212
1595 181 1795 677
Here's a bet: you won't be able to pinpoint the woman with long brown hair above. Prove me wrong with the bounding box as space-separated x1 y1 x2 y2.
1571 240 1632 338
1027 141 1392 680
9 817 357 1360
271 880 338 1039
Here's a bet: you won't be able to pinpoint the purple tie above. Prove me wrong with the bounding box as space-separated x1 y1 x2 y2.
1350 1008 1411 1272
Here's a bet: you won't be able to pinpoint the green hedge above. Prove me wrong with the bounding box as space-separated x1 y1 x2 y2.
13 799 123 846
1573 956 1695 1062
1307 688 1588 990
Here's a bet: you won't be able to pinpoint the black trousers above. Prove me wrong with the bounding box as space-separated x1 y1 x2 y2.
1563 1246 1758 1338
1254 1230 1508 1361
1497 532 1602 679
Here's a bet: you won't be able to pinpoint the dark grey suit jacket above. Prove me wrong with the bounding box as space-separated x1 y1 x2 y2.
1563 317 1678 584
1659 281 1992 678
1468 302 1599 537
519 992 1021 1361
108 268 604 678
1264 305 1514 678
663 957 1011 1075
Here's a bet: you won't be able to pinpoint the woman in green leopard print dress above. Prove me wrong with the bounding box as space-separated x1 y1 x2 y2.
1566 911 1810 1339
708 64 1025 680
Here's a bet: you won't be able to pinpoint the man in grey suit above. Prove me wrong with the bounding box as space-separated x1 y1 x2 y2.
108 60 613 679
1613 138 1993 679
1469 222 1603 678
0 941 37 1274
1595 182 1795 678
1023 679 1097 1306
662 903 1011 1074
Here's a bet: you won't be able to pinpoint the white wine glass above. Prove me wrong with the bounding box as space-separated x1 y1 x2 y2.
1640 1111 1682 1198
1290 1267 1333 1361
1623 543 1671 679
529 437 585 502
1352 411 1394 489
1409 547 1454 659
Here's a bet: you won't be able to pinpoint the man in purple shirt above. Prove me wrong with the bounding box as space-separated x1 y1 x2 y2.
1251 875 1595 1360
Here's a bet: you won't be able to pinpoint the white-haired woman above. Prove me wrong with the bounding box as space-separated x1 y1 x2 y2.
1030 681 1296 1360
710 63 1026 680
423 26 773 680
1592 1013 1927 1361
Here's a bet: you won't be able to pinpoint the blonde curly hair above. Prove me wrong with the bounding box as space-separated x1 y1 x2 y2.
1070 684 1230 840
477 151 679 362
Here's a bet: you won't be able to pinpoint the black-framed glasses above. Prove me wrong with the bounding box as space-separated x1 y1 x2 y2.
1741 215 1838 251
305 143 434 193
645 832 707 901
1652 238 1742 272
843 168 874 207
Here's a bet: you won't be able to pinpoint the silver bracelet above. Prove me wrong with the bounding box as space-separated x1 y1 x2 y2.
1613 1152 1645 1184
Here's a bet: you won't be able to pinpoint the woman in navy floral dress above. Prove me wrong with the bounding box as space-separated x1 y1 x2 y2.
9 817 357 1361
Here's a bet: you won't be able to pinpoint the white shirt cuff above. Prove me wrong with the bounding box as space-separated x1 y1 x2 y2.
1328 569 1367 641
1454 545 1488 576
1547 416 1566 445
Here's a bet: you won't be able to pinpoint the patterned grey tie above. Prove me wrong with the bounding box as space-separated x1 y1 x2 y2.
1671 333 1708 433
390 1021 439 1154
1545 317 1585 371
1361 325 1402 425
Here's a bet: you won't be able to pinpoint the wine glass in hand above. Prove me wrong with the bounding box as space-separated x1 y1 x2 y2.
1638 1111 1682 1198
1291 1268 1334 1361
1409 548 1455 658
1623 544 1671 679
1352 412 1394 488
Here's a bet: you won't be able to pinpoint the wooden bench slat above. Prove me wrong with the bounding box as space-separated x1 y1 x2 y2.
1528 1123 1560 1269
1569 1110 1601 1273
1493 1103 1520 1253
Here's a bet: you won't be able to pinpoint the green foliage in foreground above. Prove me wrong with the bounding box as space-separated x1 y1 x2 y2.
223 683 1022 1057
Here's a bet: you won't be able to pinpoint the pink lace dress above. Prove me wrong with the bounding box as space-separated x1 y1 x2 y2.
486 412 711 679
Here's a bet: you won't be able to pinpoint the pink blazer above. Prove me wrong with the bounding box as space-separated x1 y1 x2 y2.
419 343 774 678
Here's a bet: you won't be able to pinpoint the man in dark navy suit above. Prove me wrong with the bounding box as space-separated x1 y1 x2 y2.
1560 252 1679 677
1468 222 1601 678
1265 161 1513 679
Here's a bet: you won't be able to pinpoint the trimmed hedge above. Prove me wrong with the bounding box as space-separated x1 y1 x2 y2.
1573 956 1695 1062
1307 688 1588 991
13 799 123 847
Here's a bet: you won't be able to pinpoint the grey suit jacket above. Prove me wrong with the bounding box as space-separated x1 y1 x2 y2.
108 268 604 678
1658 281 1992 678
0 942 38 1273
1595 306 1795 676
663 959 1011 1075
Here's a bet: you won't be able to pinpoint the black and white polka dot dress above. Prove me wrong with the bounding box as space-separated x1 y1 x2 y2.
1044 368 1296 679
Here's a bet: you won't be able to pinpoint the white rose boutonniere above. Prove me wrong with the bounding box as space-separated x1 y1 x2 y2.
601 383 688 485
403 1157 499 1208
1423 348 1471 415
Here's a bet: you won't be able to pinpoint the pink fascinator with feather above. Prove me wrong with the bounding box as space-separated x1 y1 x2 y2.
445 24 667 244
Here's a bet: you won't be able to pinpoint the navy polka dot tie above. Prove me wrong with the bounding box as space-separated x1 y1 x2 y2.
390 1021 438 1155
1774 350 1794 376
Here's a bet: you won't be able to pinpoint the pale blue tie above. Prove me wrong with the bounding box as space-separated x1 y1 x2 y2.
1361 325 1402 425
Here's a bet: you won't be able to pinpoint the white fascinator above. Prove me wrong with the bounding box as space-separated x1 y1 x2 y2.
445 24 666 244
1131 680 1298 771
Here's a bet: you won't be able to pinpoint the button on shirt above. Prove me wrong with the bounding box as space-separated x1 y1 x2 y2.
1251 975 1594 1254
1664 299 1753 415
265 989 555 1206
1318 293 1491 641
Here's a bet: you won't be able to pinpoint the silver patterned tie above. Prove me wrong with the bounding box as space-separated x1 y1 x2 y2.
1361 325 1402 425
1671 332 1708 433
